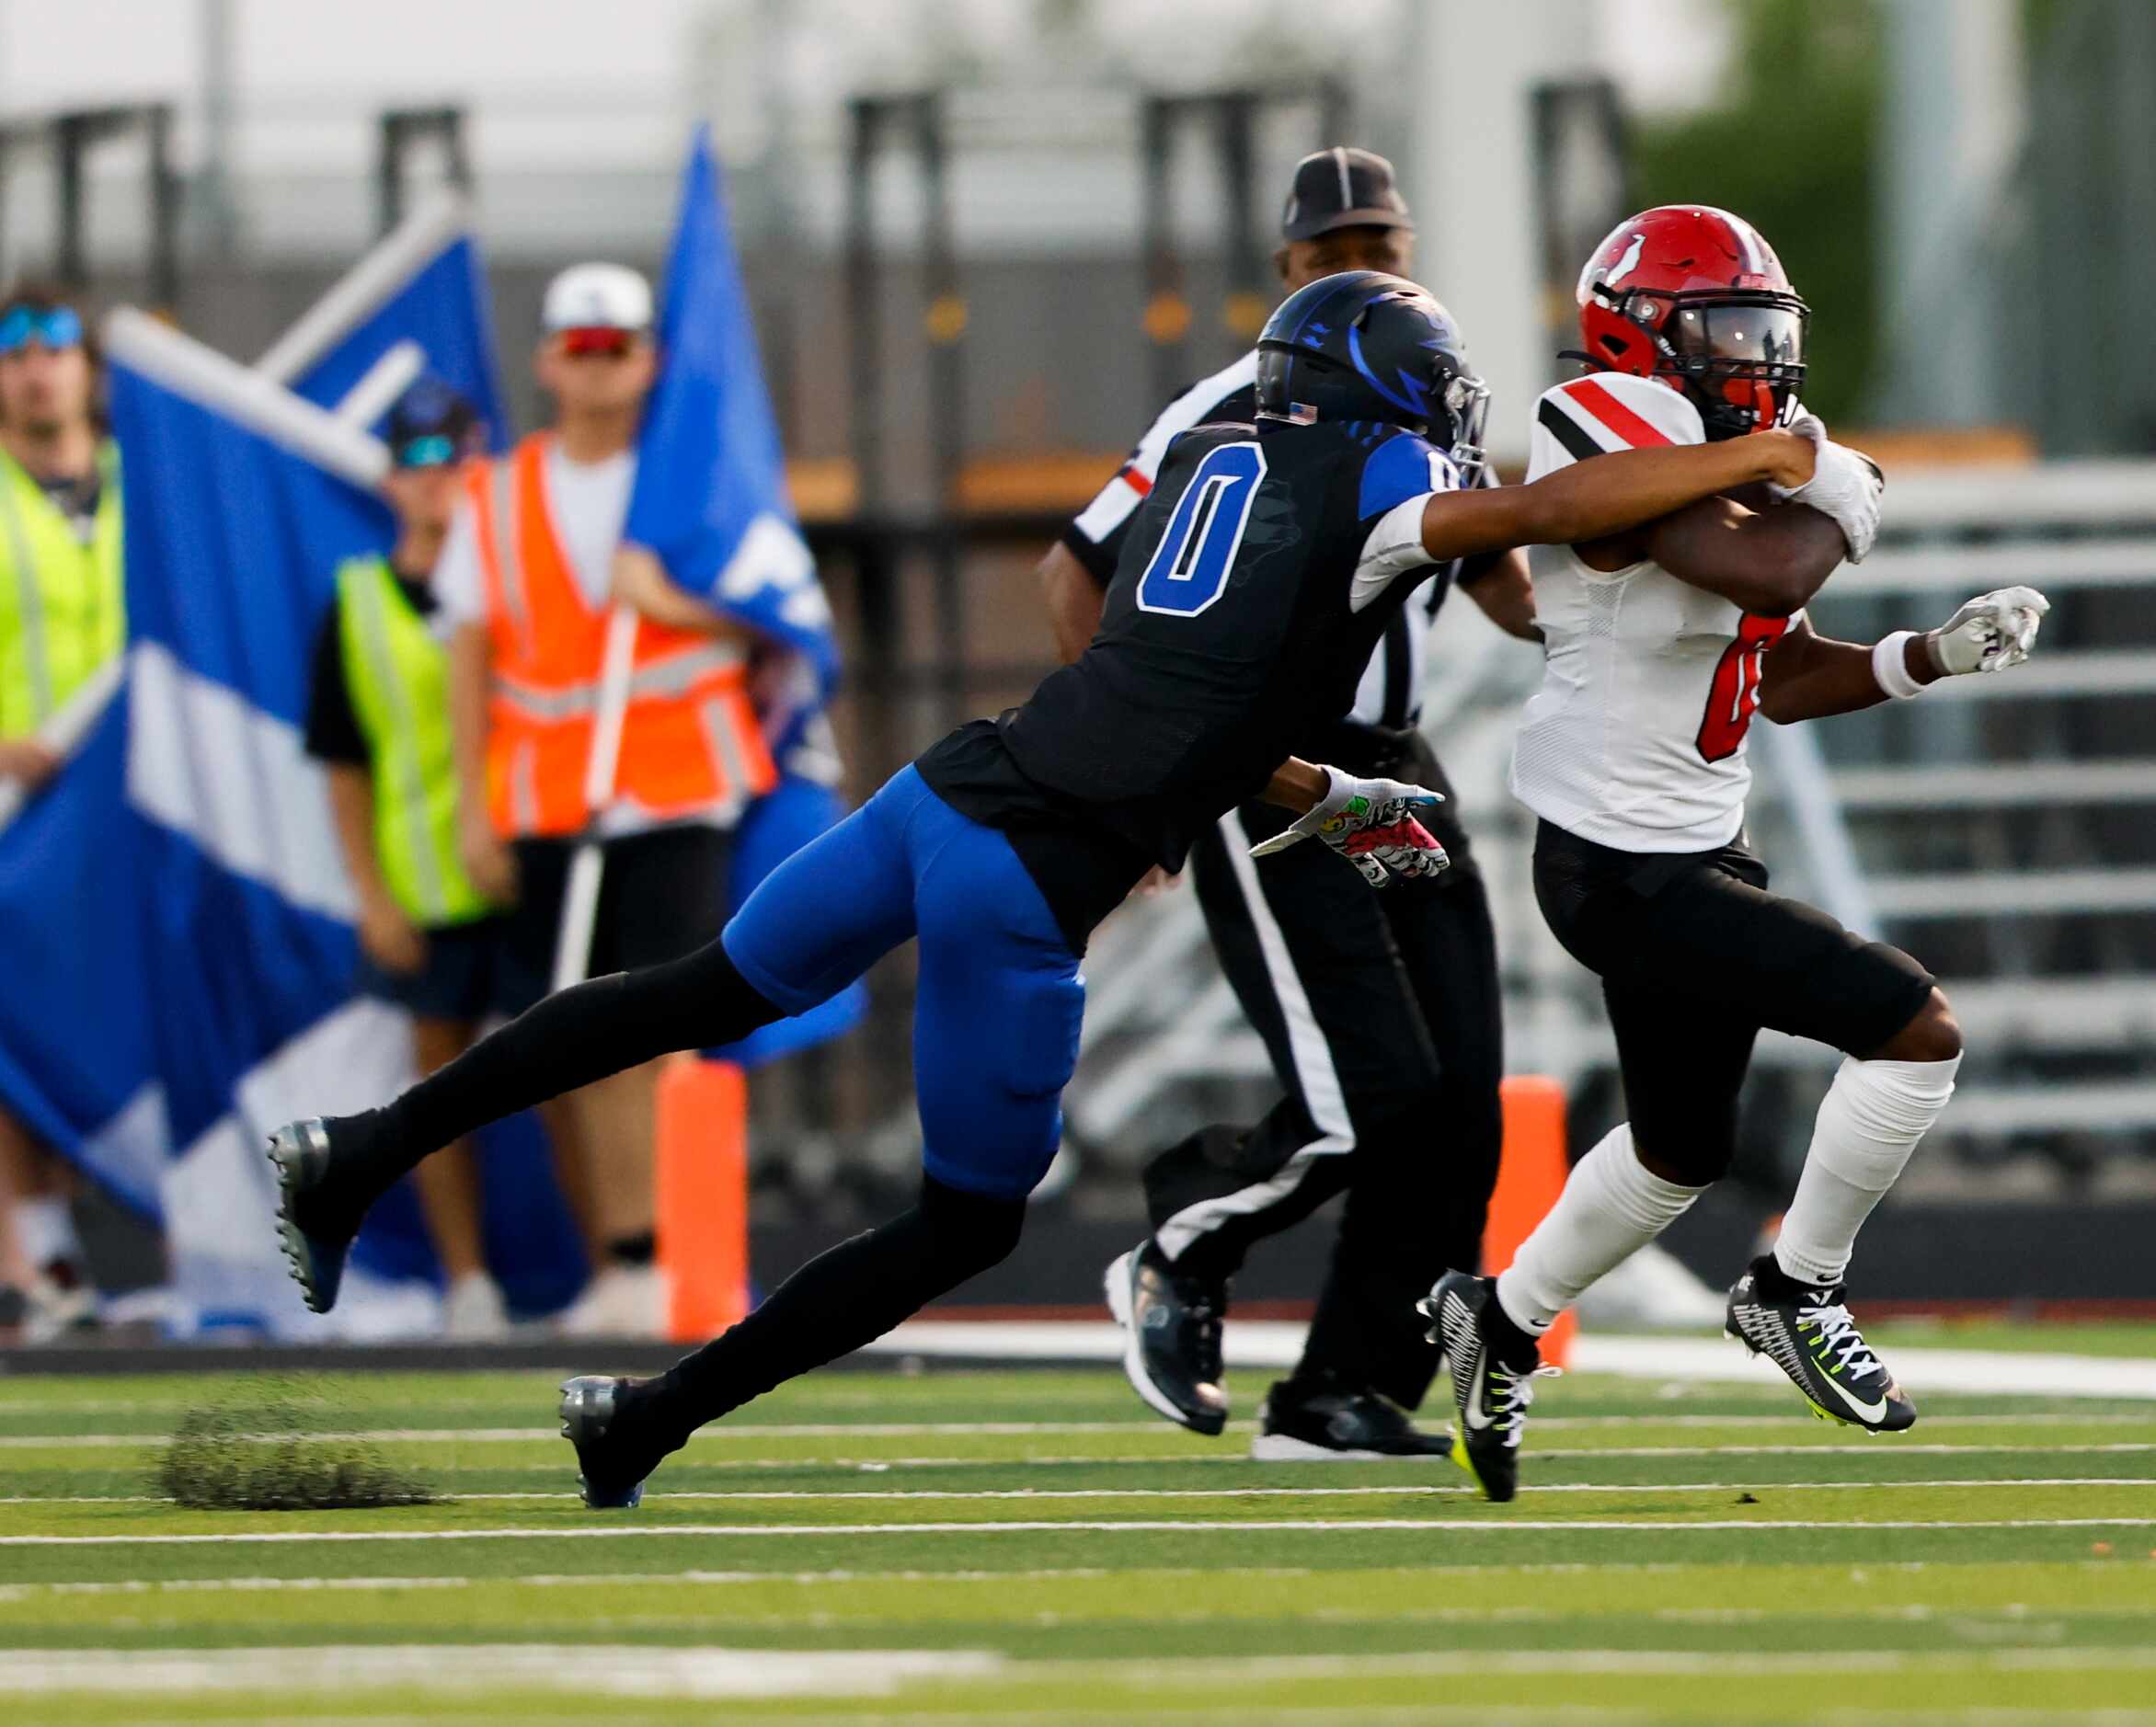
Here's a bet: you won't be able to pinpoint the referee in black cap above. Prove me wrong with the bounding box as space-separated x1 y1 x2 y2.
1040 145 1540 1458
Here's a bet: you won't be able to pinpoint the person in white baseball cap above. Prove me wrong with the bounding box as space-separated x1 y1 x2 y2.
429 260 774 1339
540 261 655 340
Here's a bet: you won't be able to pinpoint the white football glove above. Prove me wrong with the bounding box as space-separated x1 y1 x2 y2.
1926 585 2050 675
1769 413 1886 563
1249 767 1449 888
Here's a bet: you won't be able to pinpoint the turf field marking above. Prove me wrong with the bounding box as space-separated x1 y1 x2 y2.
0 1643 1002 1698
0 1568 1132 1599
10 1477 2154 1507
449 1477 2156 1499
1535 1441 2156 1459
0 1423 1169 1447
0 1558 2135 1603
9 1412 2156 1448
7 1514 2156 1546
62 1440 2127 1471
7 1643 2156 1699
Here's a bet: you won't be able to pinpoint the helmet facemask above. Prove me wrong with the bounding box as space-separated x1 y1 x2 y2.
1600 286 1807 440
1443 371 1493 487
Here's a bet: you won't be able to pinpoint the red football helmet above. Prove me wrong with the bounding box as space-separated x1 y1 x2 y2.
1574 205 1808 440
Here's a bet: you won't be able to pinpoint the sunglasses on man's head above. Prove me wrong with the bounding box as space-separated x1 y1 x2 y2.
559 326 636 359
0 305 83 356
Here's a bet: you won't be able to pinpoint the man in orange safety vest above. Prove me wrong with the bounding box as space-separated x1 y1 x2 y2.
432 262 775 1337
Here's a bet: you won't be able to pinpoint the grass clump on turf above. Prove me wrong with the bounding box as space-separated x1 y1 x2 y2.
154 1376 438 1510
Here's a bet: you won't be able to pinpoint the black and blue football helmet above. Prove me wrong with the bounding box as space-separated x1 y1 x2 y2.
1256 269 1490 481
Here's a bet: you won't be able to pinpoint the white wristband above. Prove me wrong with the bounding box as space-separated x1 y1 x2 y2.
1872 630 1927 701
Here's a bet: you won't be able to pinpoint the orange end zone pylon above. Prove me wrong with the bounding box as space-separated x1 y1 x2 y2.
655 1054 751 1343
1483 1074 1577 1368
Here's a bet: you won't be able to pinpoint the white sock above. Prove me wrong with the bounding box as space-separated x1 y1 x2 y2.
1773 1054 1960 1288
1495 1124 1706 1334
14 1196 80 1270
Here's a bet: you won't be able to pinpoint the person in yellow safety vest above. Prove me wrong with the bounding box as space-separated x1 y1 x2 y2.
0 285 122 1344
431 262 775 1339
304 380 511 1340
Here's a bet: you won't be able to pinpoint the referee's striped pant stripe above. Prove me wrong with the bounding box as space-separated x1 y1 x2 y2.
1153 807 1358 1263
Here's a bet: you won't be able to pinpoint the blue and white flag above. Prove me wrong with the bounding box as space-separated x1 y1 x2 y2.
629 126 860 1066
0 218 584 1336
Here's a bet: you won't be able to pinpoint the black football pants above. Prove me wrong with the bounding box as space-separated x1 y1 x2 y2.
1141 737 1504 1411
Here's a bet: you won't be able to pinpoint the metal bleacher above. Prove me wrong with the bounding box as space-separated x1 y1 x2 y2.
1796 462 2156 1168
1066 459 2156 1195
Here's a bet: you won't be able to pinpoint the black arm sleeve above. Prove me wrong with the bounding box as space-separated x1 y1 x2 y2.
302 600 368 767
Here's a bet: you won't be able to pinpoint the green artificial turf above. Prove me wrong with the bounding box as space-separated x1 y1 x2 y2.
1 1337 2152 1722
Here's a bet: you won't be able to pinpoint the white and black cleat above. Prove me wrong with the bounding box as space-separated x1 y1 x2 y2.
1726 1255 1915 1433
559 1376 667 1510
1249 1378 1453 1461
267 1118 360 1316
1420 1270 1554 1504
1104 1240 1228 1436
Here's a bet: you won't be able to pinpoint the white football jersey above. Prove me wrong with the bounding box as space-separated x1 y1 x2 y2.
1510 372 1793 853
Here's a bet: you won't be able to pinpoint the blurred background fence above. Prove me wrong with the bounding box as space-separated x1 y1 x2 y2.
2 0 2151 1287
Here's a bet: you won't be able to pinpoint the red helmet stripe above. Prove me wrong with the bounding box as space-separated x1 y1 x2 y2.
1561 378 1673 450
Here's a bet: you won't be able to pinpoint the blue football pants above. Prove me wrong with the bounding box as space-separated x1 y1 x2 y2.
722 765 1085 1200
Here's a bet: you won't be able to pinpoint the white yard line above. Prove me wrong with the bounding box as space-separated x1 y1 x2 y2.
867 1321 2156 1401
6 1515 2155 1547
1 1558 2139 1606
0 1422 1181 1448
115 1440 2156 1471
5 1643 2156 1699
7 1478 2152 1508
8 1412 2156 1449
334 1476 2156 1500
0 1644 1000 1698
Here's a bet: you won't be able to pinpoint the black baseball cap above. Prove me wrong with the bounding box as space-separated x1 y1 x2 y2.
1280 145 1414 243
384 377 480 469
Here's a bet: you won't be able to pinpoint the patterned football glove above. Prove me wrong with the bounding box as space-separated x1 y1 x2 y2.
1926 585 2049 675
1769 413 1886 563
1249 767 1449 888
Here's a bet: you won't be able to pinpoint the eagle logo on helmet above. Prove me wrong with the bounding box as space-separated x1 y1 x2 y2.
1601 232 1647 291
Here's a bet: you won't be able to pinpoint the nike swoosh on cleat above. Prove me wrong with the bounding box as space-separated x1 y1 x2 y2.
1814 1373 1889 1424
1461 1352 1494 1432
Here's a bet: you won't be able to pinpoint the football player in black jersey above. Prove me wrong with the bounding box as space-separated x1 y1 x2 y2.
1045 145 1542 1458
264 270 1822 1510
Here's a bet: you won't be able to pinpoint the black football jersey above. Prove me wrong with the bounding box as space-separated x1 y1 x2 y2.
918 415 1456 946
1061 353 1490 733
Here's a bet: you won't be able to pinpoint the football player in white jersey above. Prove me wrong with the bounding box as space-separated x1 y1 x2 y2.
1423 205 2050 1502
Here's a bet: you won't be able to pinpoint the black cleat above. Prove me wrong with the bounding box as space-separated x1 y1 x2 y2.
1104 1240 1228 1436
1726 1255 1916 1433
1420 1270 1554 1504
558 1376 676 1509
1249 1378 1453 1461
267 1118 368 1315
